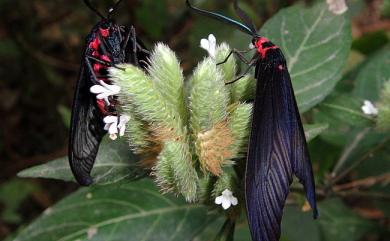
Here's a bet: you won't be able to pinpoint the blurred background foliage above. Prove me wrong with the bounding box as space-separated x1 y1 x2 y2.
0 0 389 240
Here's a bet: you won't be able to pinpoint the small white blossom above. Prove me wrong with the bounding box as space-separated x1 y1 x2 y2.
103 115 130 140
215 189 238 210
200 34 217 58
361 100 378 116
90 80 121 104
326 0 348 15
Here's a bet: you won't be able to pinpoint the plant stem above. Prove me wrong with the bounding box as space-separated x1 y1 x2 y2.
330 137 389 185
331 127 370 177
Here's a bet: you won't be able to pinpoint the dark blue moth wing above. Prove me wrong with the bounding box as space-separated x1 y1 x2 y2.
245 49 318 241
69 60 106 186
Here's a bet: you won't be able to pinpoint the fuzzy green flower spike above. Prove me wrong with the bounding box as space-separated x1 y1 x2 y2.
109 37 252 204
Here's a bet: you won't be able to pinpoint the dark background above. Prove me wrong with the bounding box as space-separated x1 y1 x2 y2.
0 0 388 240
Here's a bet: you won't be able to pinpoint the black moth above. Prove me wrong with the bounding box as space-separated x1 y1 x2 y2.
69 0 149 186
187 1 318 241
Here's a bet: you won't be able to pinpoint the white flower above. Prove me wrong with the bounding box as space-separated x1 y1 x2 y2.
215 189 238 210
103 115 130 140
90 80 121 104
200 34 217 58
117 115 130 136
326 0 348 15
361 100 378 116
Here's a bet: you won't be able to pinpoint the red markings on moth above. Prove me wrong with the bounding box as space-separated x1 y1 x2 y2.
93 63 103 72
278 65 284 71
101 55 111 62
92 51 99 57
96 99 108 114
89 38 100 50
89 28 115 115
255 37 279 59
99 28 109 38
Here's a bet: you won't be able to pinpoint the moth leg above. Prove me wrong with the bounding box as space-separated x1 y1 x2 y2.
136 43 151 55
87 56 113 66
217 48 253 65
225 59 257 85
85 57 101 85
98 35 114 61
121 29 131 54
139 60 149 67
129 26 139 66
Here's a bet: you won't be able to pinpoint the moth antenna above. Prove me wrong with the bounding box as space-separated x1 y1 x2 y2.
186 0 253 36
233 0 257 34
84 0 105 19
84 0 124 19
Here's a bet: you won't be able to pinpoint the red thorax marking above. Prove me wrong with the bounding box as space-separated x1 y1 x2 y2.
89 38 100 50
100 28 109 38
255 37 279 58
93 63 103 72
101 55 111 62
92 51 99 57
96 99 108 114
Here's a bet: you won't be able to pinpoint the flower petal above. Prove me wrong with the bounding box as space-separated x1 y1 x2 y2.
208 34 216 48
109 133 117 140
90 85 106 94
326 0 348 15
215 196 223 205
119 125 126 137
108 123 118 135
119 115 130 124
103 123 110 131
103 116 117 124
96 92 111 100
100 81 120 93
222 189 232 196
200 39 209 51
361 100 378 115
221 198 231 210
230 196 238 206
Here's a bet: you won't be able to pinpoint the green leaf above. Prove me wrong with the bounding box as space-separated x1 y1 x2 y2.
198 206 322 241
17 140 145 185
261 2 352 112
194 216 253 241
304 123 329 142
318 93 375 127
13 180 215 241
353 45 390 101
193 217 224 241
281 205 321 241
318 199 375 241
312 109 357 146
